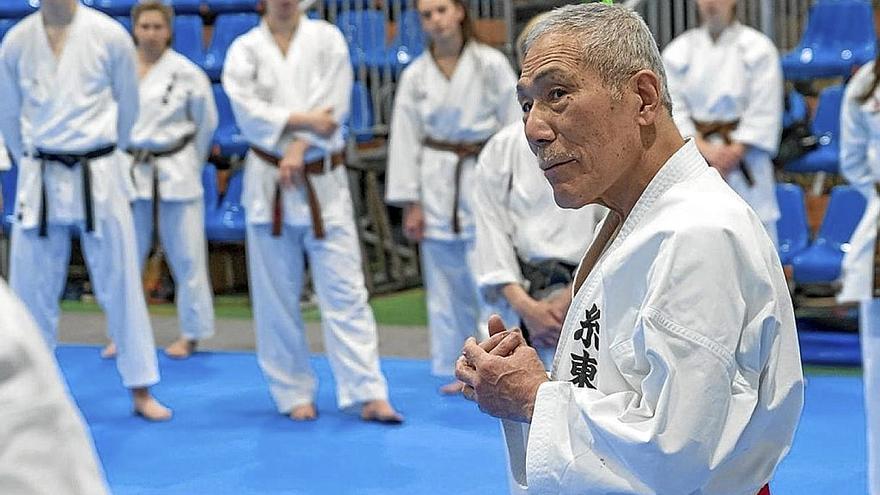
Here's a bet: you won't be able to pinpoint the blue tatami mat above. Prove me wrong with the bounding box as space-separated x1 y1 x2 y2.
56 346 865 494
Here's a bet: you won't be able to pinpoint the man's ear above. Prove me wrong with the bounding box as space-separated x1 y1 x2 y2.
631 70 662 126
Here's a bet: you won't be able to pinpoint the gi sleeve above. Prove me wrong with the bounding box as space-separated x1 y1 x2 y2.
190 68 219 162
0 37 24 163
661 38 698 139
384 68 424 206
472 130 523 301
296 26 353 149
110 33 140 151
730 40 783 154
526 224 803 494
221 38 289 152
840 69 875 199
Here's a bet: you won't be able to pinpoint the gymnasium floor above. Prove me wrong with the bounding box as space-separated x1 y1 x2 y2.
55 294 867 494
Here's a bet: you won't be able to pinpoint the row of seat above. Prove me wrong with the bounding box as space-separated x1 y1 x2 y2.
782 0 876 81
0 10 427 80
776 182 866 284
0 0 256 18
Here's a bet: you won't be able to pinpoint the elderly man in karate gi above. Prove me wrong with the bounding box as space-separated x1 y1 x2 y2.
0 0 171 420
0 279 109 494
662 0 783 245
222 0 401 423
455 4 803 494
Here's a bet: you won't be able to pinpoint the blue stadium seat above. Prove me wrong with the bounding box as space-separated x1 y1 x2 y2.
114 15 132 32
212 83 249 158
782 90 808 129
82 0 137 16
0 18 18 41
775 183 809 265
782 0 876 80
349 80 373 142
0 1 38 19
205 0 259 14
336 10 388 68
388 9 425 67
167 0 203 15
203 13 259 81
791 185 867 284
173 15 206 66
784 85 844 174
1 162 17 234
205 168 246 242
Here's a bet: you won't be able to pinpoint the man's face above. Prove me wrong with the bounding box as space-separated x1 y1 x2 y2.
517 32 641 209
696 0 737 31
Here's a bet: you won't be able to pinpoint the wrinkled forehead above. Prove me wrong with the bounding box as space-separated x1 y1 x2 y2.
517 33 588 92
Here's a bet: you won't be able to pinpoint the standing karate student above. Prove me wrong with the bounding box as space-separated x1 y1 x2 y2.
0 0 171 420
384 0 520 394
222 0 402 423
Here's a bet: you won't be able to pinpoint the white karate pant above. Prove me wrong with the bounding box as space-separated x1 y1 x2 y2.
132 198 215 340
0 280 109 495
862 299 880 495
246 220 389 413
9 206 160 389
420 238 487 377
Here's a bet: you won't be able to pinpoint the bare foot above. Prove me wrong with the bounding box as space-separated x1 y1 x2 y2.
164 338 197 359
361 399 404 424
131 388 172 422
439 380 465 395
100 342 117 359
290 403 318 421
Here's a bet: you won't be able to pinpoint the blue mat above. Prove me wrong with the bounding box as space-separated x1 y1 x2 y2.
56 347 866 494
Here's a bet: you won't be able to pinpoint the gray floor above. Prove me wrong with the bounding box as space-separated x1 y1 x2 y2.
58 312 431 359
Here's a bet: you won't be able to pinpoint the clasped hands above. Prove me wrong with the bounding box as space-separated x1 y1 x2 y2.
454 315 549 423
278 108 338 188
697 137 746 177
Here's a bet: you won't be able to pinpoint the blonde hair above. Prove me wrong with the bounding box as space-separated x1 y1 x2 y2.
131 0 175 46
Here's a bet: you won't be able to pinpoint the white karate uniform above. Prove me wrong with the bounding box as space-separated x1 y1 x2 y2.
838 61 880 494
385 41 520 376
0 6 160 388
129 49 218 341
503 140 804 494
473 121 605 325
0 280 109 495
223 18 389 412
663 22 783 245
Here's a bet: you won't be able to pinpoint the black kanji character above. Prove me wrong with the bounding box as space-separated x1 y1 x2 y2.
574 303 600 349
569 348 598 389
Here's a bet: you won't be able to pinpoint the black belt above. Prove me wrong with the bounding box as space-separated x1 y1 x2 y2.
127 135 194 248
35 144 116 237
517 258 577 347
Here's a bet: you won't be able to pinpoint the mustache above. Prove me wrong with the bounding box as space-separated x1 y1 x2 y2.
537 150 578 166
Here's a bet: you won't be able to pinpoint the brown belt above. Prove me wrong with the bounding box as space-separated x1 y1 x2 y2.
692 119 754 187
422 137 486 234
249 146 344 239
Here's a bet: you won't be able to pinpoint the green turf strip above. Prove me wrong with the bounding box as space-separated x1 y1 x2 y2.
60 288 429 327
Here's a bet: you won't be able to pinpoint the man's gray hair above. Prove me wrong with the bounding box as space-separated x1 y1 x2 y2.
522 3 672 111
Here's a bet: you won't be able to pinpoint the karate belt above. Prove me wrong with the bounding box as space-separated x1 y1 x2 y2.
127 135 194 249
422 137 487 234
692 119 755 187
517 258 577 347
35 144 116 237
249 146 344 239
